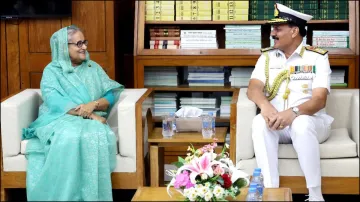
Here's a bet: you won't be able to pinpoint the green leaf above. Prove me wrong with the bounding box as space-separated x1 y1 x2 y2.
178 156 186 164
216 176 224 185
233 178 247 189
172 161 184 168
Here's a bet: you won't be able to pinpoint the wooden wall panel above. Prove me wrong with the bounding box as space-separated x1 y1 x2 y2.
0 0 116 99
71 1 106 52
29 20 62 53
30 73 42 89
5 23 21 95
1 21 8 98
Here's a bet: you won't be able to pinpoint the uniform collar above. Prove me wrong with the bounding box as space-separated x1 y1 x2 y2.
276 42 305 58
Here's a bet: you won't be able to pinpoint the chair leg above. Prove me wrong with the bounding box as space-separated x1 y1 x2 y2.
1 188 8 201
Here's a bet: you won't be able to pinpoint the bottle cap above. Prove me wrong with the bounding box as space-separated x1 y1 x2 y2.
253 171 260 176
255 168 262 172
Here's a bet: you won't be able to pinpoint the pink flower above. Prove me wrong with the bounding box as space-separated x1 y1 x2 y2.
174 170 191 189
213 165 224 175
181 152 214 184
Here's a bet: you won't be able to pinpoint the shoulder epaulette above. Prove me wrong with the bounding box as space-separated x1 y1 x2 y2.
305 46 328 55
260 47 275 53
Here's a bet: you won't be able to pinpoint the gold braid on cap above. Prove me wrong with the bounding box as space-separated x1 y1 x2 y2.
264 52 290 102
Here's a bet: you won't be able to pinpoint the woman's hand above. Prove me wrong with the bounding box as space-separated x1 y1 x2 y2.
75 102 97 118
89 113 107 124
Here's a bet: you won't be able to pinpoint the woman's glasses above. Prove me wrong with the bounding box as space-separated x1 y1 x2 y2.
68 40 88 48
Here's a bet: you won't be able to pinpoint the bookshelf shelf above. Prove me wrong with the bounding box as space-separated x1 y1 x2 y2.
147 86 237 92
145 20 349 25
139 48 354 56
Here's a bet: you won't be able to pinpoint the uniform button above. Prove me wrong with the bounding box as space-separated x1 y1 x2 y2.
303 90 308 94
302 84 308 88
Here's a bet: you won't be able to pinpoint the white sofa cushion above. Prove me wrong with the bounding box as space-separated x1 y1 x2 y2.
239 158 359 177
3 154 135 172
278 128 357 159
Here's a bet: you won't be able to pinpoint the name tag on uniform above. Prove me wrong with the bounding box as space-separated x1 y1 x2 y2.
289 65 316 80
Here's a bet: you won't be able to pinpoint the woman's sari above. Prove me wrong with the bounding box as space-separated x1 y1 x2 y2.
22 26 123 201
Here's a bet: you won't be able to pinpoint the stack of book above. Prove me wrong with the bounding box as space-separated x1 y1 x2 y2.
145 1 175 21
249 0 283 20
154 93 177 117
149 26 181 49
270 26 307 46
176 0 212 21
283 0 318 19
317 0 348 20
187 66 224 86
225 25 261 49
144 67 178 86
330 69 346 87
312 31 349 48
179 97 218 116
229 67 253 87
180 30 218 49
220 96 232 117
213 0 249 21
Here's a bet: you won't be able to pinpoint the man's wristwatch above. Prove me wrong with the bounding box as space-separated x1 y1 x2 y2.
291 107 300 117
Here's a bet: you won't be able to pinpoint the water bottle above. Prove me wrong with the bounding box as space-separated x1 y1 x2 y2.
246 187 258 201
162 114 174 137
201 114 212 138
208 112 215 135
254 168 264 185
169 112 176 132
251 171 264 201
249 182 260 199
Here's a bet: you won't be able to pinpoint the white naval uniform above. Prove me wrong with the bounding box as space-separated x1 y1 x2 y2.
250 43 334 188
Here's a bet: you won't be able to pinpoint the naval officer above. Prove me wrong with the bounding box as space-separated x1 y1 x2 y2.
247 3 334 201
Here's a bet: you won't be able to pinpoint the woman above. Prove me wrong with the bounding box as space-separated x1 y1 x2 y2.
22 25 123 201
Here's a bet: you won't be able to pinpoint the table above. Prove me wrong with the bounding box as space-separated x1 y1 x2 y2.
131 187 293 201
148 127 228 187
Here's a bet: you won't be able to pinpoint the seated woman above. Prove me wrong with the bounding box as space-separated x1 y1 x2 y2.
22 25 124 201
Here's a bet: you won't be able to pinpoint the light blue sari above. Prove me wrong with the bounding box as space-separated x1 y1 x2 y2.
22 26 123 201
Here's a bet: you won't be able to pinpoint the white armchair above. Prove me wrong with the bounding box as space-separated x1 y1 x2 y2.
1 88 154 200
235 88 359 194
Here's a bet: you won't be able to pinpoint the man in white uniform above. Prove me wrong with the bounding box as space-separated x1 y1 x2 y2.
247 3 334 201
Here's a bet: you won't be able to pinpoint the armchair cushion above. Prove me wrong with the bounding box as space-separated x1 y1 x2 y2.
278 128 357 159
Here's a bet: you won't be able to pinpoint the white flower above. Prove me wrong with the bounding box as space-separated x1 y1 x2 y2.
213 185 225 199
204 191 213 201
195 184 203 189
201 173 208 180
225 143 229 149
188 192 197 201
204 182 211 187
184 188 190 196
197 186 209 198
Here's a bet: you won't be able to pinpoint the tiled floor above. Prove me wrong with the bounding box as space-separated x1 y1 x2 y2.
6 188 360 201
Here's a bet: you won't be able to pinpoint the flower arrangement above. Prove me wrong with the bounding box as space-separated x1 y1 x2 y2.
166 140 250 201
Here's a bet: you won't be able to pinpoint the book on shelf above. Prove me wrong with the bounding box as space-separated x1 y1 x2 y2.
187 66 224 86
176 0 212 21
149 26 181 49
144 67 178 86
154 93 177 116
213 0 249 21
180 30 218 49
179 97 218 116
312 31 350 48
225 25 261 49
220 96 232 117
145 0 175 21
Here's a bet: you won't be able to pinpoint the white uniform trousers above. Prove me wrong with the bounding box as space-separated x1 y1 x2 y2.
252 114 331 188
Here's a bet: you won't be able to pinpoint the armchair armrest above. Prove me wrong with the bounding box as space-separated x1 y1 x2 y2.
351 91 359 156
236 88 257 162
1 89 42 157
106 89 151 159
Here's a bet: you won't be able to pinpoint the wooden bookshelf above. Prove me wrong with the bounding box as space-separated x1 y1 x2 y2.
133 0 359 173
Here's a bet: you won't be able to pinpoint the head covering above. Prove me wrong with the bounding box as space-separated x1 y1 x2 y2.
49 26 90 74
267 3 313 26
